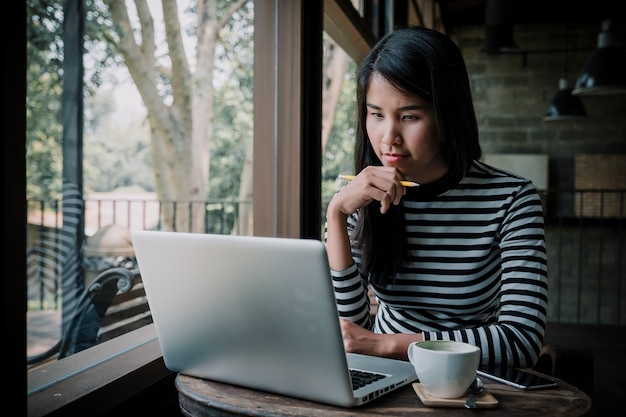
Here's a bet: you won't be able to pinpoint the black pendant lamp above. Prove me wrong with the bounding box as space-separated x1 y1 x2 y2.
572 20 626 96
480 0 517 55
543 78 587 122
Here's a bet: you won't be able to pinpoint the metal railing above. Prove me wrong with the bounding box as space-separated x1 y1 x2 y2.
541 189 625 325
26 197 251 236
26 190 625 324
26 198 249 311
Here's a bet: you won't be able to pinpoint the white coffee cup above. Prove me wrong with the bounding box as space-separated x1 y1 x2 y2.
407 340 481 399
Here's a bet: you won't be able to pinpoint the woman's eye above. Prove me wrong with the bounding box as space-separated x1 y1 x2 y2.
403 114 417 120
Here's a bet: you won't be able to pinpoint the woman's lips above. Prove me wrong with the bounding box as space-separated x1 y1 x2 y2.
383 153 404 163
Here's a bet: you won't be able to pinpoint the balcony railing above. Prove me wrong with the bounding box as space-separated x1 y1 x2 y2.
27 190 625 325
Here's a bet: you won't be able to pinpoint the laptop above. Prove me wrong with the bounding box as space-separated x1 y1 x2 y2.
131 230 417 407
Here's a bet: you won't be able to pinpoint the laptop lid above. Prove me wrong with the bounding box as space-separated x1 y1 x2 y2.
131 230 416 407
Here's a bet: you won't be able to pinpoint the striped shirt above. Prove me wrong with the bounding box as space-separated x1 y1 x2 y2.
326 161 548 368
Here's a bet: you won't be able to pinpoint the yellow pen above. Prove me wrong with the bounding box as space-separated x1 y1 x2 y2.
338 174 420 188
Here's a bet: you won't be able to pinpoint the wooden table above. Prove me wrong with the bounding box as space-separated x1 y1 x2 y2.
175 369 594 416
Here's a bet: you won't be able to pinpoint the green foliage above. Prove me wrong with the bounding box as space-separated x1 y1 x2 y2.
83 96 154 194
210 84 253 199
209 0 254 199
26 0 122 200
26 1 64 200
27 0 257 202
321 59 358 207
26 65 63 200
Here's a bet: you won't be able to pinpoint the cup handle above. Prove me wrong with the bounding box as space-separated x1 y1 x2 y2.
407 343 416 365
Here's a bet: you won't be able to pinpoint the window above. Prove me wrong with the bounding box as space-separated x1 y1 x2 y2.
22 1 422 414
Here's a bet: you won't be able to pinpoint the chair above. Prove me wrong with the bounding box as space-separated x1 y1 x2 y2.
27 266 152 365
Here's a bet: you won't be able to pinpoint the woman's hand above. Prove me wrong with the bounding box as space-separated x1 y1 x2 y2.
340 318 423 361
340 319 386 356
325 166 409 271
331 166 408 215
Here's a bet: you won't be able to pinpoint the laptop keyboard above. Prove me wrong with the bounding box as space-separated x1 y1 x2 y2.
350 369 387 390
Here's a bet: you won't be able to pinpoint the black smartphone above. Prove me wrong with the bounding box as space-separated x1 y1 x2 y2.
477 367 558 390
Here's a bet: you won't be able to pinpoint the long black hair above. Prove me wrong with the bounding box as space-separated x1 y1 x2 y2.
353 26 481 286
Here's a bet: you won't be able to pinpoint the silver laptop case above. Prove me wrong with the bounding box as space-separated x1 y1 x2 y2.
131 231 416 407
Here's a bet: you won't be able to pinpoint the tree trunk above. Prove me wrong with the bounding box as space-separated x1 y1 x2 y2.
105 0 344 235
104 0 246 232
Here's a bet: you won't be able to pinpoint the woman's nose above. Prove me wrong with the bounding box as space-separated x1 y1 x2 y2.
381 122 402 146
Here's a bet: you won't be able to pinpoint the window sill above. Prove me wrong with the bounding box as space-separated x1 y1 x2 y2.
27 324 175 416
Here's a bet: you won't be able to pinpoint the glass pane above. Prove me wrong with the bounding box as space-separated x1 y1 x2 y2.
321 32 357 237
27 0 254 367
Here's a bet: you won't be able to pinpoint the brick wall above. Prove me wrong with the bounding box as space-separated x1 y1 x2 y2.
448 22 626 188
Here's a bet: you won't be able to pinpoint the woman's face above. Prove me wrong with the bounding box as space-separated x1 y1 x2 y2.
365 73 448 184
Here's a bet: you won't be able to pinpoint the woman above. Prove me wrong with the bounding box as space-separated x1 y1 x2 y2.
324 26 548 369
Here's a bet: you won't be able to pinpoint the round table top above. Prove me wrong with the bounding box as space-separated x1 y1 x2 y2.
175 370 593 417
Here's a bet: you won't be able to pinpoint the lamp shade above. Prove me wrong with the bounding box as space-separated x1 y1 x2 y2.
572 20 626 96
480 0 517 55
543 78 587 122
